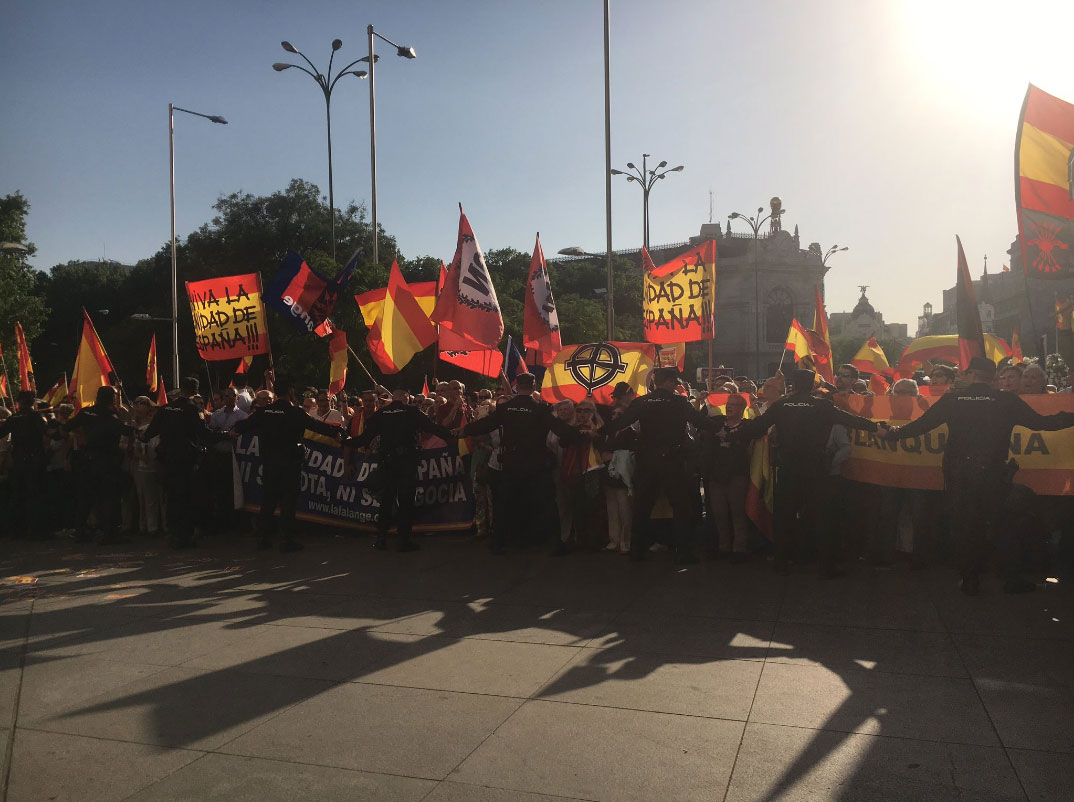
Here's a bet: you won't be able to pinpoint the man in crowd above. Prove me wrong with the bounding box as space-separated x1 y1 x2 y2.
0 390 48 539
731 368 880 575
601 367 722 565
147 376 207 549
463 373 577 554
881 356 1074 594
206 385 248 532
233 374 345 551
346 387 455 552
65 386 131 544
927 364 956 394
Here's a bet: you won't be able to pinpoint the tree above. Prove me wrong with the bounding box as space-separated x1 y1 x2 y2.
0 192 49 373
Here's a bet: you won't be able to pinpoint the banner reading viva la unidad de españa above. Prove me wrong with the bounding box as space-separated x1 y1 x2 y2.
643 241 716 344
835 394 1074 495
186 273 270 360
233 434 475 532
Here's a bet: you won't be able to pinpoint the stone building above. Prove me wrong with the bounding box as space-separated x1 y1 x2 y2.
829 287 909 344
916 244 1074 355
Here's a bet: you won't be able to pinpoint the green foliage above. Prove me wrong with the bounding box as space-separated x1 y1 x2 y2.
0 192 48 361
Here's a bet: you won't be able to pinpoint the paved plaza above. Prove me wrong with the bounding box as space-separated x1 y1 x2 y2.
1 534 1072 802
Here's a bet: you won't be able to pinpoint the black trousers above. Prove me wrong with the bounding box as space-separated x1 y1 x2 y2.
773 468 824 567
493 468 556 550
162 459 198 538
259 460 300 541
75 456 121 537
8 460 44 538
376 457 419 543
946 462 1013 580
632 456 698 559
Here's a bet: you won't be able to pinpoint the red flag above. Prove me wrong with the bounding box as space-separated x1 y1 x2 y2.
146 334 159 392
157 379 168 406
811 286 835 385
367 259 438 374
955 236 986 369
523 233 561 360
329 330 348 394
70 309 114 410
1011 327 1024 363
868 373 890 395
421 376 429 396
431 206 504 349
44 374 68 407
14 321 35 394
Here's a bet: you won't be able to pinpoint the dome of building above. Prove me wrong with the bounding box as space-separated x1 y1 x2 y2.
852 291 875 318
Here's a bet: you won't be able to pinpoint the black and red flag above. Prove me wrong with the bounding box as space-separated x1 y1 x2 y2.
266 248 360 336
955 236 986 369
1015 84 1074 279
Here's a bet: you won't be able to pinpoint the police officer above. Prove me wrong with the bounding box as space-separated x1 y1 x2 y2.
233 374 344 552
145 376 206 549
0 390 48 539
601 367 722 564
65 386 131 544
345 387 454 552
731 368 879 576
463 373 578 554
881 356 1074 594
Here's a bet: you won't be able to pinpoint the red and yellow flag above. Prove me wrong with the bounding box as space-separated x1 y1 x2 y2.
366 259 438 374
146 334 159 393
44 374 67 407
14 321 35 394
1011 328 1024 364
1016 84 1074 279
851 335 891 376
642 241 717 344
785 319 812 361
329 330 348 394
896 333 1010 377
955 236 986 369
810 286 835 385
70 309 114 409
541 342 655 405
185 272 270 360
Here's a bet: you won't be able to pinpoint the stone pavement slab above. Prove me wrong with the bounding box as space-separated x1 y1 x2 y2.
451 698 744 802
6 728 203 802
220 681 521 779
975 678 1074 752
124 753 436 802
1006 748 1074 802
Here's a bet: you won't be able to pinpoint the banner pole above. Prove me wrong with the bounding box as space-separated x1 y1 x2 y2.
0 350 14 404
707 338 714 392
347 344 378 386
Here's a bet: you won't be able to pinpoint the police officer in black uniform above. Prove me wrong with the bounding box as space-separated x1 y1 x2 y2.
65 386 131 544
0 390 48 539
881 356 1074 594
601 367 723 564
233 374 344 552
463 373 578 554
145 376 206 549
346 387 455 552
732 368 880 575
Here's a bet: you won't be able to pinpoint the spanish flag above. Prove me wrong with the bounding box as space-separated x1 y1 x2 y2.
1011 328 1024 364
44 374 68 407
1016 84 1074 279
541 341 655 405
811 286 835 385
745 437 775 541
896 333 1010 377
785 319 812 361
146 334 159 394
15 321 35 394
851 335 891 376
355 281 437 326
70 309 114 410
365 259 438 374
329 330 348 394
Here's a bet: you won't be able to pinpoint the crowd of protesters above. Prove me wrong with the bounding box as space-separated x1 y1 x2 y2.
2 357 1072 594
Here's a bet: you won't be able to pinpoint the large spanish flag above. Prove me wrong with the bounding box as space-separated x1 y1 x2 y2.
541 341 655 405
785 319 812 361
355 281 437 326
851 335 891 376
1016 84 1074 279
70 309 114 409
896 333 1010 377
810 286 835 385
146 334 159 393
328 330 348 394
366 259 438 374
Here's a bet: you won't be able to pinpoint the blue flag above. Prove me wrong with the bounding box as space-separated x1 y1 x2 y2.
504 335 529 381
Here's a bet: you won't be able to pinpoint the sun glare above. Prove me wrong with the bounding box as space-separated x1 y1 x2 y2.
899 0 1074 119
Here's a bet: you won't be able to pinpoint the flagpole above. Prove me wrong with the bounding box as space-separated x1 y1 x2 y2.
0 350 13 404
347 344 378 386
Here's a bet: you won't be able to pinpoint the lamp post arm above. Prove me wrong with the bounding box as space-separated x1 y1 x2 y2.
172 106 221 123
329 59 369 91
371 30 404 50
290 48 322 80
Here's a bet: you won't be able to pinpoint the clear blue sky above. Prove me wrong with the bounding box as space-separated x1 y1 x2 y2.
3 0 1072 328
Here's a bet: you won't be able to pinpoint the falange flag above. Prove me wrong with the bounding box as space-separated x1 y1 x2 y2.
266 248 360 336
432 206 504 350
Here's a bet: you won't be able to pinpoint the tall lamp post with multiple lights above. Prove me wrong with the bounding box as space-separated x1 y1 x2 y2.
169 104 226 389
274 40 369 261
727 202 786 379
366 24 416 265
610 154 683 250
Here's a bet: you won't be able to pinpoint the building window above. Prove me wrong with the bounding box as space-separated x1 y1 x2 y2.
765 287 794 343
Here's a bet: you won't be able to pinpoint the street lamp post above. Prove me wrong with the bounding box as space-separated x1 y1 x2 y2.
819 244 849 302
610 155 684 250
727 203 786 379
169 104 226 390
366 25 416 265
274 40 369 262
